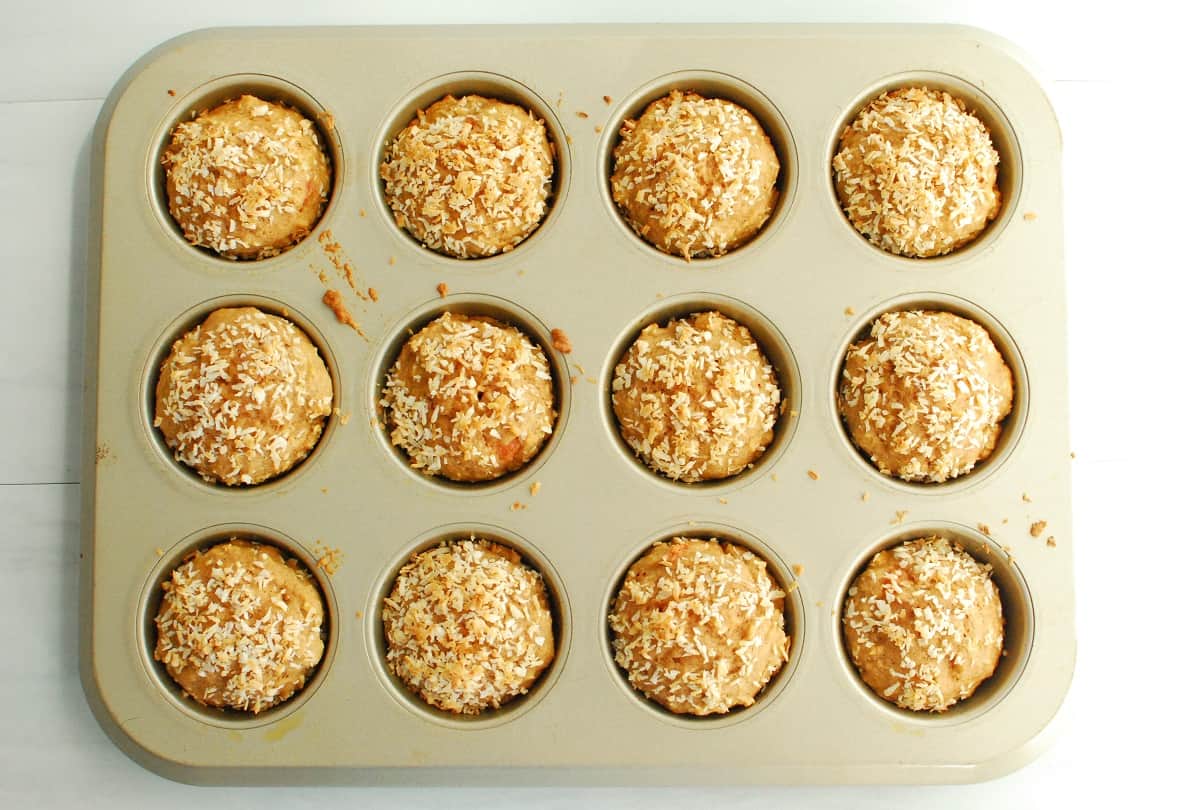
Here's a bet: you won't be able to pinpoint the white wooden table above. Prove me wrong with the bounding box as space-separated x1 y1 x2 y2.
2 1 1194 806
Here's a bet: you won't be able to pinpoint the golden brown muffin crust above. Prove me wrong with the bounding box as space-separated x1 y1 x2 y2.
842 536 1004 712
382 539 555 715
381 313 556 482
380 94 555 259
611 90 780 259
612 311 780 482
832 86 1000 258
609 538 790 716
838 310 1013 483
154 306 333 486
161 95 331 260
154 540 325 714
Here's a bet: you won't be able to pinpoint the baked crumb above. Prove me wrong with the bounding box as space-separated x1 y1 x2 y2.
320 487 328 494
313 542 343 575
322 289 365 338
603 95 612 105
807 469 819 481
355 610 363 619
861 492 870 502
167 89 176 97
1021 492 1032 503
977 523 991 536
510 501 527 511
770 472 778 482
1046 536 1057 548
891 510 909 525
1070 451 1076 459
844 306 855 316
317 230 369 300
529 481 542 497
388 255 396 265
791 563 805 576
436 282 449 298
569 375 579 385
1023 211 1038 221
594 125 602 134
718 497 729 505
368 287 379 302
550 328 573 354
576 110 588 119
566 134 573 145
155 547 165 556
359 208 366 217
585 376 597 384
1029 520 1047 538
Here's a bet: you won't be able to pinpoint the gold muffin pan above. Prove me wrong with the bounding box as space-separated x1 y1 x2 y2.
81 24 1073 785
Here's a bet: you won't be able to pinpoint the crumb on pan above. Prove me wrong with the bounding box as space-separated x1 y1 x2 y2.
529 481 541 497
436 282 449 298
977 523 991 536
891 510 909 525
322 289 365 338
1029 520 1047 538
807 469 819 481
603 95 612 105
1023 211 1037 221
550 328 572 354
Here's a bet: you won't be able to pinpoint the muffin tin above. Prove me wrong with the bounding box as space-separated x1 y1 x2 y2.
81 24 1074 785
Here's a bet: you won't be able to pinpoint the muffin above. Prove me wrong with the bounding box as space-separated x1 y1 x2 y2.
611 311 780 482
381 312 556 482
609 538 789 716
380 94 555 259
154 306 333 486
832 86 1000 257
154 540 325 713
161 94 331 259
838 310 1013 483
382 539 555 715
611 90 780 259
842 536 1004 712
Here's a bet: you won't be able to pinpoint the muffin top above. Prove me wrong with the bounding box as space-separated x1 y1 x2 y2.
381 312 556 482
832 86 1000 258
609 538 790 716
842 536 1004 712
154 306 333 486
382 539 555 714
611 90 780 259
611 311 781 482
838 310 1013 483
154 540 325 714
161 95 331 259
380 94 555 259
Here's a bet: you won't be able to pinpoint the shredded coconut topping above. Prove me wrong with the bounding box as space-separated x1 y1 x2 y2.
838 310 1013 483
382 538 555 715
153 307 333 486
161 95 331 259
832 87 1000 258
842 536 1004 712
612 311 780 482
609 538 789 716
380 95 554 259
611 90 780 259
153 540 325 714
381 313 556 482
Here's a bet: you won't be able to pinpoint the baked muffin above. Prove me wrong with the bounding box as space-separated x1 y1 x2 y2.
381 312 556 482
161 94 331 259
832 86 1000 257
611 90 780 259
380 94 555 259
611 311 780 482
154 306 333 486
842 536 1004 712
838 310 1013 483
609 538 789 716
154 540 325 713
382 539 555 715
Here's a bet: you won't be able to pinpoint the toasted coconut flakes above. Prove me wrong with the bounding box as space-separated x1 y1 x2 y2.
842 536 1003 712
610 90 780 259
380 313 556 482
609 538 789 716
380 95 554 259
832 87 1000 258
838 310 1013 483
153 540 325 714
382 539 554 715
611 311 780 482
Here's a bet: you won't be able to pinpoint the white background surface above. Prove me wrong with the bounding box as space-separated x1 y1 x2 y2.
1 0 1196 806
